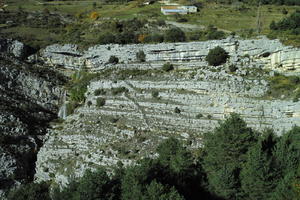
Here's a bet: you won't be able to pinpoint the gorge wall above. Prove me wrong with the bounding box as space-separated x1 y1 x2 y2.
0 42 66 197
34 37 300 187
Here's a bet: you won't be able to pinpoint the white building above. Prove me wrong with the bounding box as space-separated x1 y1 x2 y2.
161 5 197 15
181 6 197 13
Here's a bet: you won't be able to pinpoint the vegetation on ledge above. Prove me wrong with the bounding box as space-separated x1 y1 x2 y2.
8 114 300 200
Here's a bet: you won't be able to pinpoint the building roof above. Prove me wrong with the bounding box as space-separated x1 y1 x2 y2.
161 6 180 10
163 9 186 13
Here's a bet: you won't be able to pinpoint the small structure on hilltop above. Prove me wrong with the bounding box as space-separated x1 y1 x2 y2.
161 5 197 15
181 6 197 13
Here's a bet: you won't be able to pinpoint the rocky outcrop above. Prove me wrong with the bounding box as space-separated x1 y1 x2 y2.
35 51 300 186
0 52 66 196
37 36 300 73
0 39 32 59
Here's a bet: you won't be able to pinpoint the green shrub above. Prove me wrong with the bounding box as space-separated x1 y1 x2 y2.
98 33 116 44
207 30 225 40
96 98 106 107
229 64 238 72
94 89 106 96
270 10 300 33
164 28 186 42
136 50 146 62
115 31 138 44
174 107 181 114
151 91 159 98
7 182 51 200
267 74 300 98
87 101 92 107
162 63 174 72
205 46 229 66
196 113 203 119
144 33 164 43
68 70 98 103
112 87 129 95
108 55 119 64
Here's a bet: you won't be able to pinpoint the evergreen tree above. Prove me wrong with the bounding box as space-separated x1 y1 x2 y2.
202 113 258 199
271 126 300 199
241 130 278 199
205 46 229 66
143 180 184 200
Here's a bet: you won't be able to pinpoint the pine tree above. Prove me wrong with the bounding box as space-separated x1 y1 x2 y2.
241 130 278 199
202 113 258 199
271 126 300 199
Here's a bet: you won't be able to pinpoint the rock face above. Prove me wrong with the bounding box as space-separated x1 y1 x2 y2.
35 38 300 187
37 36 300 73
0 39 32 59
0 51 66 196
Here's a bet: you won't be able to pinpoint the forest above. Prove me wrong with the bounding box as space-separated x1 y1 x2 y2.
8 114 300 200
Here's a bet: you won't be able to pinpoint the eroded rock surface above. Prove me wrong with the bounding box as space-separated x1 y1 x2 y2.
35 41 300 186
0 51 66 196
37 36 300 73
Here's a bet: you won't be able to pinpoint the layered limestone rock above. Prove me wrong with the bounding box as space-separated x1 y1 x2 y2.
37 36 300 73
35 54 300 186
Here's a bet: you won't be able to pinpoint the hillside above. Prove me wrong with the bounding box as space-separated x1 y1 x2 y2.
1 0 299 48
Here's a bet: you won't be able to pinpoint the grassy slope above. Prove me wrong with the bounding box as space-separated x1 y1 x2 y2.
1 0 300 47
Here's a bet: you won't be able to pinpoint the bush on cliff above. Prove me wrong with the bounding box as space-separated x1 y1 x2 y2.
205 46 229 66
108 55 119 64
136 50 146 62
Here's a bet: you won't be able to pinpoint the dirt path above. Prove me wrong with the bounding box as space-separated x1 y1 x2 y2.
165 21 205 31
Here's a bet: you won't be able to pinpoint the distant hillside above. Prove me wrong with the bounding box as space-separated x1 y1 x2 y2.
0 0 299 48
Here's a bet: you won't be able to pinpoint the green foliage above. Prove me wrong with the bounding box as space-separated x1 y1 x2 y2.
205 46 229 66
98 32 116 44
77 169 111 199
96 98 106 107
229 64 238 72
143 180 184 200
164 28 186 43
144 33 164 43
174 107 181 114
7 182 50 200
267 74 300 99
46 120 300 200
162 63 174 72
196 113 203 119
53 168 121 200
241 130 278 199
202 113 258 198
270 10 300 33
274 126 300 176
151 90 159 98
111 87 129 95
157 137 192 172
136 50 146 62
68 70 98 103
94 88 106 96
108 55 119 64
206 25 226 40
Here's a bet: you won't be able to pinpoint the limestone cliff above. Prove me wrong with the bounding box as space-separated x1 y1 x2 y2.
34 37 300 187
36 36 300 73
0 47 66 197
